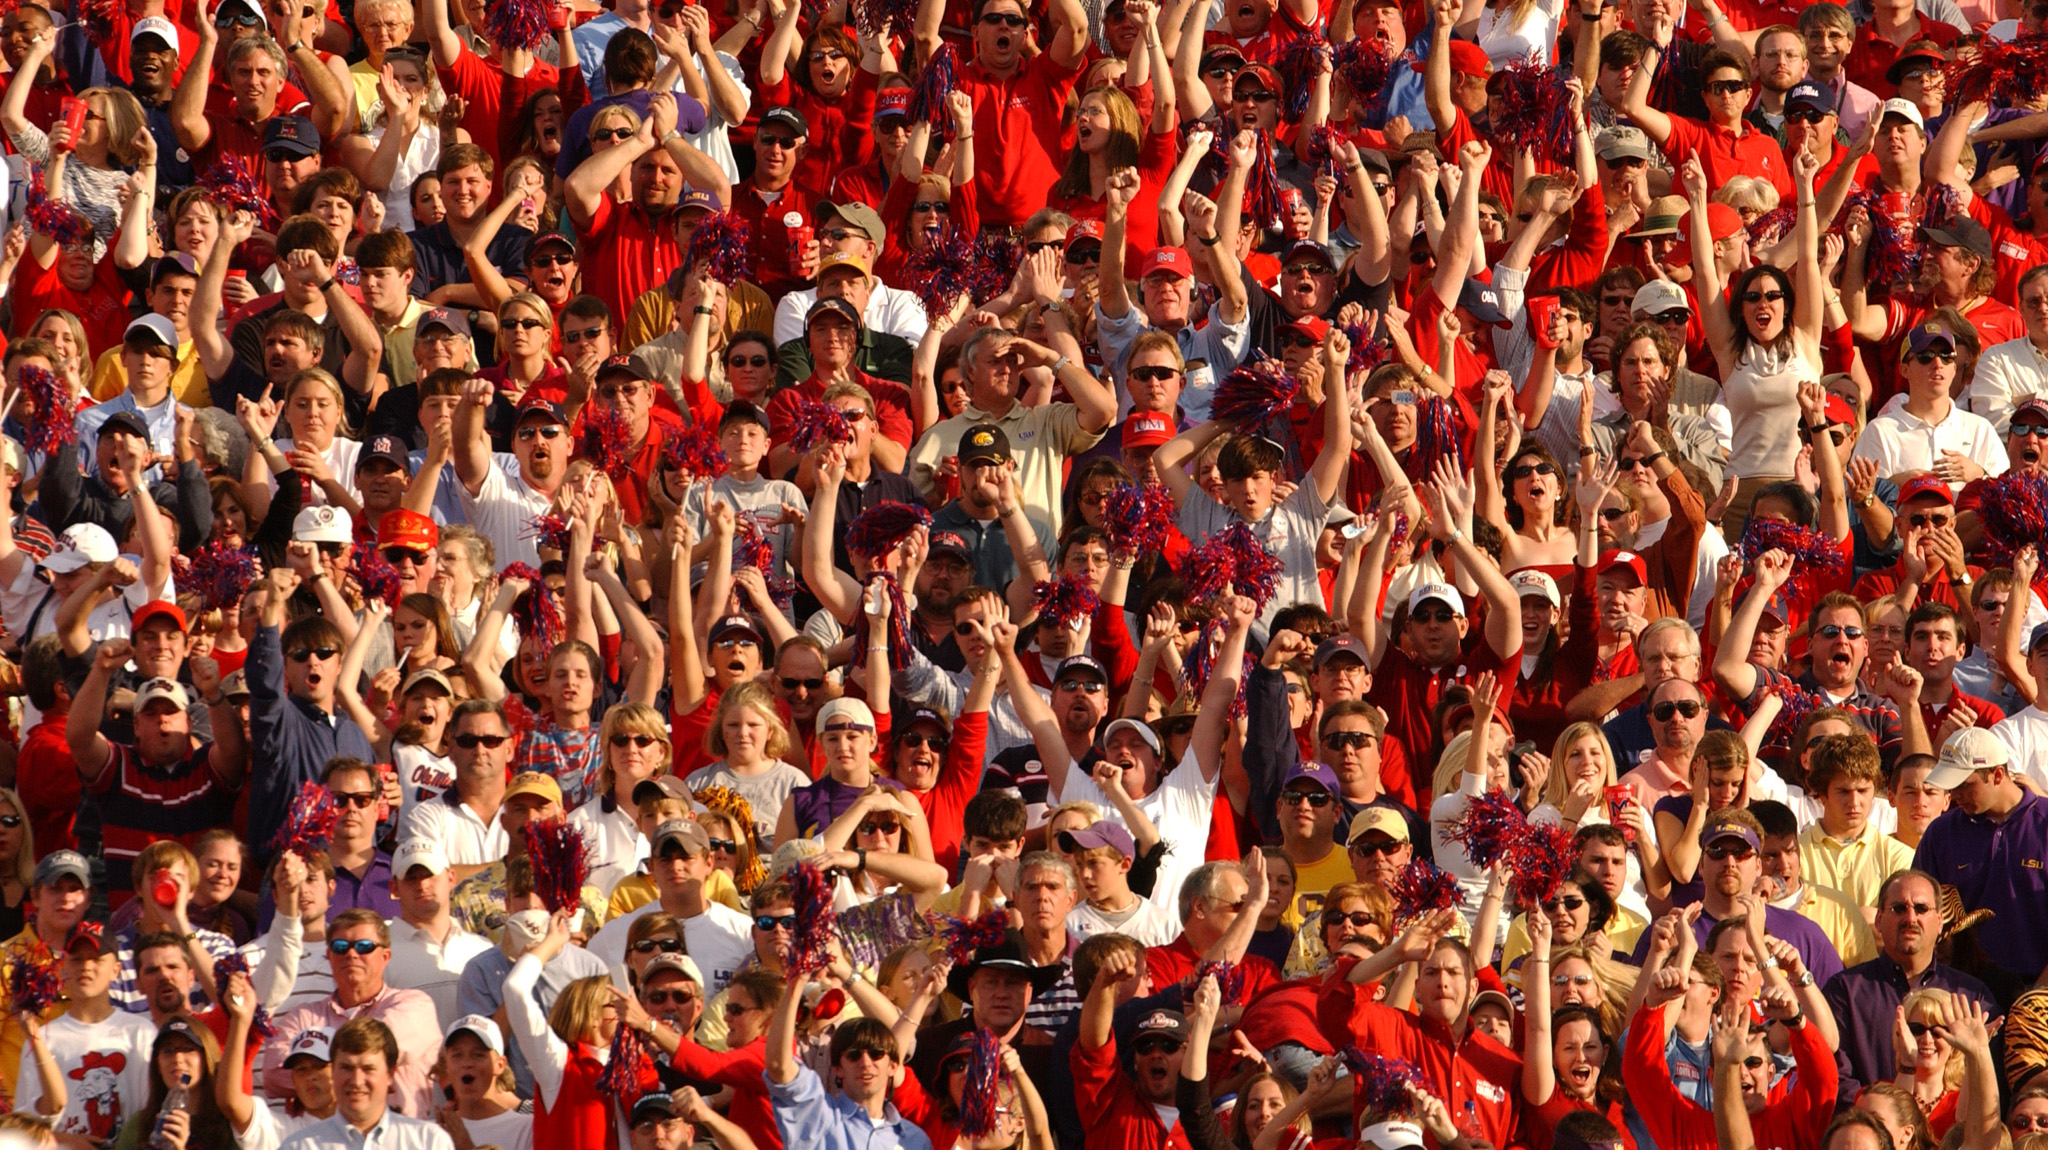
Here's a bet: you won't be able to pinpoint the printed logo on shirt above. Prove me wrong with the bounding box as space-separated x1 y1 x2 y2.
1475 1081 1507 1104
2027 858 2043 869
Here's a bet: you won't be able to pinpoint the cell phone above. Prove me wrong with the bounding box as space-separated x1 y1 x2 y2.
1506 740 1536 790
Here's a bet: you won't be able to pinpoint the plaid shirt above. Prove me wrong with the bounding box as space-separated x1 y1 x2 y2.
510 715 601 809
1742 666 1906 770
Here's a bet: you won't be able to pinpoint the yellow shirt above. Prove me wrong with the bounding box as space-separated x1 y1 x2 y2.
1283 846 1359 929
89 339 208 408
1798 821 1915 910
1786 881 1879 968
601 868 744 924
0 926 69 1105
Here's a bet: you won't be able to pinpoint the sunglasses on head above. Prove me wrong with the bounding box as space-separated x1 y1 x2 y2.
1509 461 1556 480
1742 289 1786 304
631 937 684 954
454 732 510 749
610 733 660 748
754 913 798 931
1651 699 1702 720
329 791 377 810
288 647 338 662
328 938 382 956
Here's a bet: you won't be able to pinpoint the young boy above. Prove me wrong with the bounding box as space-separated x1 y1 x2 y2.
685 400 807 585
1887 753 1949 851
1797 732 1914 918
1150 332 1352 626
1060 820 1178 947
13 922 159 1142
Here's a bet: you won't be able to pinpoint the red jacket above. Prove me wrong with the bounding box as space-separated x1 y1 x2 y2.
1070 1029 1193 1150
1622 1003 1837 1150
666 1038 778 1150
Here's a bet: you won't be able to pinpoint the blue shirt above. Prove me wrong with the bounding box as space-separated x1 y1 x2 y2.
76 391 178 480
1823 955 1995 1100
1915 790 2048 979
330 851 400 921
767 1063 933 1150
456 943 611 1097
247 624 378 860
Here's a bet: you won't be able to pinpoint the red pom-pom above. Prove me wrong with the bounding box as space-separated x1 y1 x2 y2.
785 395 855 455
1508 819 1575 906
1099 482 1177 564
1032 576 1101 632
1487 59 1576 166
1341 1049 1428 1116
482 0 553 51
349 546 404 608
10 957 61 1017
1391 858 1462 925
18 364 76 456
502 561 566 652
524 512 572 555
849 573 916 671
577 405 637 473
269 781 338 857
1276 33 1332 122
1446 790 1525 870
183 542 259 613
939 910 1010 965
908 42 961 139
213 954 277 1038
686 211 755 284
596 1022 658 1115
1973 471 2048 565
784 861 838 975
521 817 589 914
200 155 278 229
1944 33 2048 107
1184 523 1284 611
662 423 728 482
1211 355 1301 435
1332 38 1393 101
844 501 932 562
957 1028 1007 1137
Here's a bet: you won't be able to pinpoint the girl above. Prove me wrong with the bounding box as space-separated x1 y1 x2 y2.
1430 674 1519 927
0 787 34 939
754 14 879 201
339 51 458 232
697 806 763 898
112 1019 230 1150
391 593 462 676
1478 438 1576 583
569 702 674 895
685 682 809 845
241 368 359 525
481 292 566 404
621 913 685 990
507 915 650 1146
411 173 446 228
1048 83 1178 252
1653 728 1753 893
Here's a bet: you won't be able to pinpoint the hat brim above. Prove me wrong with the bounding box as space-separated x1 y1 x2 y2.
947 957 1063 999
1925 762 1992 790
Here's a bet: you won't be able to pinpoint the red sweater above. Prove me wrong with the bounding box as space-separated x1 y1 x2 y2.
666 1037 778 1150
1622 1003 1837 1150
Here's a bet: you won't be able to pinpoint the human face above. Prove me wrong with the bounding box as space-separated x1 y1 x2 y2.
1349 833 1410 886
35 876 87 935
1875 875 1940 963
1541 882 1592 944
599 374 655 437
132 615 188 681
334 1050 394 1126
1890 765 1949 837
229 52 282 115
625 930 683 982
1016 864 1076 934
974 0 1029 68
1075 92 1114 154
1321 896 1383 954
1139 269 1193 328
1125 349 1183 413
1239 1079 1288 1141
1416 945 1470 1024
500 302 551 360
412 326 469 373
136 945 193 1017
1755 31 1805 91
969 965 1032 1033
439 1034 500 1105
1404 598 1467 666
1701 834 1760 908
724 987 770 1045
1638 627 1699 688
449 713 514 783
1823 775 1876 833
724 340 776 403
393 863 452 924
1131 1031 1186 1103
63 946 118 999
1902 337 1959 396
357 263 415 318
1352 0 1406 56
1740 272 1789 342
1877 114 1925 173
1051 670 1108 739
1615 337 1668 412
1074 850 1130 903
1907 617 1961 682
1578 838 1628 898
631 147 684 212
1711 926 1763 1006
2010 1096 2048 1141
527 244 577 304
640 971 700 1035
284 637 341 704
439 164 490 224
1807 606 1866 690
358 1 411 54
411 176 445 227
286 381 342 449
154 1034 205 1095
1554 1017 1607 1099
1101 725 1162 796
1806 21 1851 76
1594 570 1646 636
1313 654 1368 704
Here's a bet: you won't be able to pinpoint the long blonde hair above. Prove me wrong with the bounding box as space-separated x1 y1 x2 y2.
0 788 35 891
704 680 793 762
547 975 616 1048
1544 723 1617 813
1902 988 1966 1091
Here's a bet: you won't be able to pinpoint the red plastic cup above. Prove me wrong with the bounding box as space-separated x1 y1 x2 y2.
787 221 812 277
1606 784 1635 840
56 98 85 154
151 868 179 907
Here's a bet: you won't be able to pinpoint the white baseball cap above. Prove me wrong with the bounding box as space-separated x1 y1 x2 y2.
40 523 119 574
392 840 450 878
1927 727 2011 790
1508 569 1560 608
284 1027 334 1067
130 15 178 51
292 504 353 544
1878 97 1925 130
1359 1121 1426 1149
1407 582 1465 616
444 1014 505 1055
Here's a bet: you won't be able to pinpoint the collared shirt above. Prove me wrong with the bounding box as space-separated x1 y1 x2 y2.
331 852 400 922
1660 112 1794 200
907 402 1107 537
260 985 444 1118
768 1061 934 1150
87 338 209 409
1853 396 2010 488
384 918 493 1025
1798 821 1916 910
772 282 930 347
1915 790 2048 977
397 790 509 868
1965 334 2048 434
1778 880 1879 968
1823 954 1995 1098
1991 706 2048 793
457 942 612 1098
110 923 235 1014
278 1111 456 1150
1093 299 1249 425
75 389 178 481
929 501 1052 592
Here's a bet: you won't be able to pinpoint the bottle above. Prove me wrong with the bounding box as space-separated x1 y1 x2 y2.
151 869 179 908
150 1074 191 1150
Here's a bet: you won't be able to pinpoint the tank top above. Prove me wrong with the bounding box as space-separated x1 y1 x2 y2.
534 1044 612 1150
1722 342 1813 478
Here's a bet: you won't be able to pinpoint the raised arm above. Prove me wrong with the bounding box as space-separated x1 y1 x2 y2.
1714 549 1791 702
1309 331 1353 505
1680 155 1737 377
193 210 257 383
1189 595 1255 784
170 15 218 153
421 0 463 67
1423 461 1521 658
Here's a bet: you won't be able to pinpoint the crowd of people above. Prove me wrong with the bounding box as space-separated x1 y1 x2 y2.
0 0 2045 1142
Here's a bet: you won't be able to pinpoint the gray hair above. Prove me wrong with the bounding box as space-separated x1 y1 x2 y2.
960 325 1010 377
1638 616 1701 660
226 34 287 74
1018 851 1077 894
1178 860 1245 923
190 405 247 476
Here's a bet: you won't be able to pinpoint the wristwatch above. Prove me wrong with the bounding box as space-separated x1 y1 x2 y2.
1791 969 1815 989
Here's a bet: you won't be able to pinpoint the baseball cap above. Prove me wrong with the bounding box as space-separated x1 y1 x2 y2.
261 115 321 158
418 307 470 339
805 296 863 330
652 818 712 856
444 1014 504 1055
818 697 877 735
677 187 723 215
1065 219 1105 253
1414 39 1489 77
761 105 808 136
284 1027 334 1067
1458 278 1512 327
358 434 411 474
1822 392 1857 428
1785 81 1833 118
1137 247 1195 280
377 508 438 553
1594 550 1648 586
874 88 911 122
1102 716 1163 757
134 677 189 714
1282 759 1341 795
131 599 188 634
595 354 644 383
125 313 177 349
1887 44 1947 85
1919 218 1993 261
1878 96 1925 130
1133 1009 1189 1042
393 839 451 878
1927 727 2011 789
1360 1121 1427 1150
1233 63 1281 94
1407 582 1465 615
1284 315 1333 343
220 670 250 700
516 394 570 427
708 613 764 647
1121 411 1175 449
631 1093 681 1125
502 771 564 807
1509 569 1561 607
33 850 90 888
1282 239 1341 272
1313 633 1369 669
1897 473 1955 505
2030 622 2048 655
1905 318 1959 360
99 410 152 441
400 667 455 698
1594 124 1651 162
41 523 120 573
815 200 887 245
632 775 693 805
1057 819 1136 857
65 920 108 956
1199 44 1247 72
957 423 1010 467
929 530 971 562
2013 396 2048 427
720 399 771 433
817 250 872 282
1348 807 1410 844
530 231 578 259
1701 817 1762 853
642 953 705 985
1632 280 1691 316
131 15 178 50
1054 654 1109 684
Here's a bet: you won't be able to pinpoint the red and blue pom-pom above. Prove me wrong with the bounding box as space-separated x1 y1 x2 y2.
844 500 932 562
908 43 961 138
1738 519 1845 577
1033 575 1101 633
734 516 794 607
1276 33 1332 122
1211 355 1301 435
1390 858 1462 925
1344 324 1393 376
662 423 727 482
1340 1049 1427 1116
578 405 637 473
1846 188 1925 287
184 542 259 613
1180 618 1254 720
1975 471 2048 564
1747 203 1796 248
1416 395 1467 478
350 546 404 608
939 909 1011 965
10 957 61 1018
1487 59 1576 166
686 211 755 284
784 861 838 975
1943 33 2048 107
200 155 277 229
1099 482 1177 564
596 1022 657 1114
213 954 277 1038
1332 38 1392 102
1758 677 1820 756
1194 959 1248 1003
850 573 916 670
853 0 919 40
18 365 76 456
524 512 572 555
904 226 1016 318
957 1028 1006 1137
1242 131 1285 231
786 395 855 455
521 817 588 914
482 0 553 51
501 561 566 652
25 194 90 249
1509 819 1576 906
1215 522 1283 610
1447 790 1525 870
269 781 338 857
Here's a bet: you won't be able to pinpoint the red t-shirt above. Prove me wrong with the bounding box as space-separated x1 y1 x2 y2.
13 254 133 361
1142 935 1282 996
573 197 681 336
1366 632 1521 786
437 48 558 160
15 715 78 856
955 52 1086 229
1660 113 1794 203
1048 120 1182 255
763 370 916 455
757 69 878 206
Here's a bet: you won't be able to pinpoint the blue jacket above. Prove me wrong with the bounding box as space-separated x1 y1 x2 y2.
248 623 375 860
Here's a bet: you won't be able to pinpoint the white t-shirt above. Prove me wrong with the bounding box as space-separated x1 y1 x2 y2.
566 798 646 901
235 1101 325 1150
273 437 363 508
450 1106 533 1150
683 760 812 844
1991 708 2048 793
1178 483 1332 629
1067 897 1181 947
13 1010 158 1144
457 454 555 570
588 900 755 993
391 743 456 831
1054 748 1219 916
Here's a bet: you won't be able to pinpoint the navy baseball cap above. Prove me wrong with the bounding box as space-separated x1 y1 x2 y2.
1785 82 1832 118
262 115 321 158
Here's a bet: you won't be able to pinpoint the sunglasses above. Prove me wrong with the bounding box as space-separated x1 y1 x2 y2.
1129 365 1181 383
728 354 770 369
1816 624 1863 640
857 819 902 835
288 647 338 662
754 913 798 931
0 815 20 828
563 325 606 345
1323 910 1377 927
328 938 383 956
1742 1056 1768 1070
610 734 661 748
1543 895 1587 912
757 135 798 150
503 317 548 331
1132 1037 1184 1055
1704 842 1756 861
899 732 949 751
980 11 1028 24
1787 109 1828 124
329 791 377 810
516 425 566 442
780 676 825 691
1604 157 1647 170
1907 513 1953 528
453 732 510 749
843 1046 891 1063
1025 239 1063 255
316 542 346 557
953 621 984 637
1742 289 1787 304
1351 839 1405 856
1649 309 1690 325
631 937 684 954
263 147 309 163
1068 242 1103 263
1411 609 1457 624
724 1000 758 1016
591 126 635 143
1552 972 1597 987
1912 351 1956 365
383 547 428 567
1651 699 1703 720
1706 79 1751 95
708 838 738 853
912 200 950 213
2014 423 2048 439
1599 507 1629 522
1509 462 1556 480
1057 678 1106 694
1323 731 1373 750
1885 901 1936 916
644 988 696 1007
1282 790 1333 808
216 10 264 25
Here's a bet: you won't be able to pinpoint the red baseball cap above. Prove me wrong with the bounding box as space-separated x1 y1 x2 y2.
1413 40 1491 78
1285 316 1332 342
1066 219 1105 252
377 508 439 553
1897 474 1955 506
132 599 188 634
1122 411 1175 448
1823 393 1857 428
1136 246 1195 280
1234 63 1282 94
1594 549 1647 586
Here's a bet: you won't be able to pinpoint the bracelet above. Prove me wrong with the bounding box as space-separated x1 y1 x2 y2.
1346 162 1365 173
1197 232 1221 247
855 848 868 872
1447 527 1466 544
1578 446 1597 456
955 132 974 140
663 129 683 145
692 305 714 315
316 276 337 293
1050 354 1072 375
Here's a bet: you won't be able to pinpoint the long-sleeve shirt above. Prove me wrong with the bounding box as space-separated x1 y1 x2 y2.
1070 1028 1192 1150
260 984 443 1117
247 623 376 860
1623 1002 1836 1150
37 440 213 552
1822 955 1994 1101
666 1038 776 1150
767 1061 933 1150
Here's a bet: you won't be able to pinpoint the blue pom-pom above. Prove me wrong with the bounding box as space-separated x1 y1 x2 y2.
1341 1049 1428 1116
958 1029 1006 1137
1099 482 1177 563
686 211 755 284
1211 355 1301 434
596 1023 657 1114
199 155 277 229
1738 519 1845 577
213 954 277 1038
1216 522 1283 610
1976 472 2048 564
908 43 961 138
501 561 566 652
1446 790 1524 870
524 512 572 555
350 547 404 608
10 958 61 1018
734 517 794 607
849 573 915 671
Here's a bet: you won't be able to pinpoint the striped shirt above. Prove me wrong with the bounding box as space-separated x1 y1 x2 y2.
111 922 235 1014
86 741 240 903
1740 667 1906 769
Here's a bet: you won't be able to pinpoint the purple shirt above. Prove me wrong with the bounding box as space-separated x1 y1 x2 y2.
1914 790 2048 980
1629 902 1846 988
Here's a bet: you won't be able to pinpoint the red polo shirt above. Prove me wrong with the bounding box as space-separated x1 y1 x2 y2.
763 369 916 457
756 69 878 205
1200 4 1312 64
1660 112 1794 201
733 181 811 301
956 51 1086 229
195 87 313 177
1844 18 1957 98
574 197 681 335
1366 633 1520 799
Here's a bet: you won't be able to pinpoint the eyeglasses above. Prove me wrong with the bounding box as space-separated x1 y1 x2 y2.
980 11 1028 24
912 200 950 213
1705 78 1750 95
1787 109 1828 124
1508 462 1556 480
591 126 635 143
383 547 428 567
453 732 510 749
780 676 824 691
2013 1116 2048 1133
1742 290 1787 304
1411 609 1457 624
754 913 798 931
1884 901 1936 916
610 734 660 748
327 938 383 956
1651 699 1702 721
1323 731 1373 750
1604 157 1647 170
1068 242 1102 263
1552 972 1596 987
316 542 347 557
1350 838 1405 856
809 49 846 62
514 426 567 444
216 10 264 25
1704 842 1756 861
1907 513 1953 528
288 647 338 662
900 731 949 751
1599 507 1629 521
1269 785 1335 806
599 383 646 400
1056 678 1106 694
1323 910 1377 927
631 937 684 954
1649 309 1690 325
724 1000 757 1016
644 988 697 1007
329 791 377 810
1912 351 1956 365
503 317 548 331
818 228 855 244
729 354 770 369
1815 624 1863 640
1234 89 1278 103
857 818 902 835
563 325 606 345
708 838 737 853
843 1046 892 1063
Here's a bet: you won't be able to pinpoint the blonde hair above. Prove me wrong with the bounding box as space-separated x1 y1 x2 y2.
1436 719 1512 803
1548 943 1638 1038
1544 723 1617 812
547 975 617 1048
82 88 148 168
1902 988 1966 1091
597 702 672 799
498 290 552 328
0 788 34 891
1714 176 1781 219
704 680 793 761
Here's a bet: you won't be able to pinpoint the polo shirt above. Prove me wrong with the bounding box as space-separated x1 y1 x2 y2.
1966 334 2048 432
1851 396 2010 487
1778 881 1878 968
1991 706 2048 793
1822 954 1995 1098
1914 790 2048 978
10 254 132 361
1369 635 1521 773
435 48 557 159
86 740 239 903
194 86 311 176
1796 821 1915 910
1917 688 2005 742
764 370 915 457
1660 112 1794 201
956 52 1085 229
88 338 207 408
1844 18 1958 98
732 181 812 301
407 219 535 299
907 402 1106 537
571 198 679 333
396 789 510 866
930 502 1051 591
